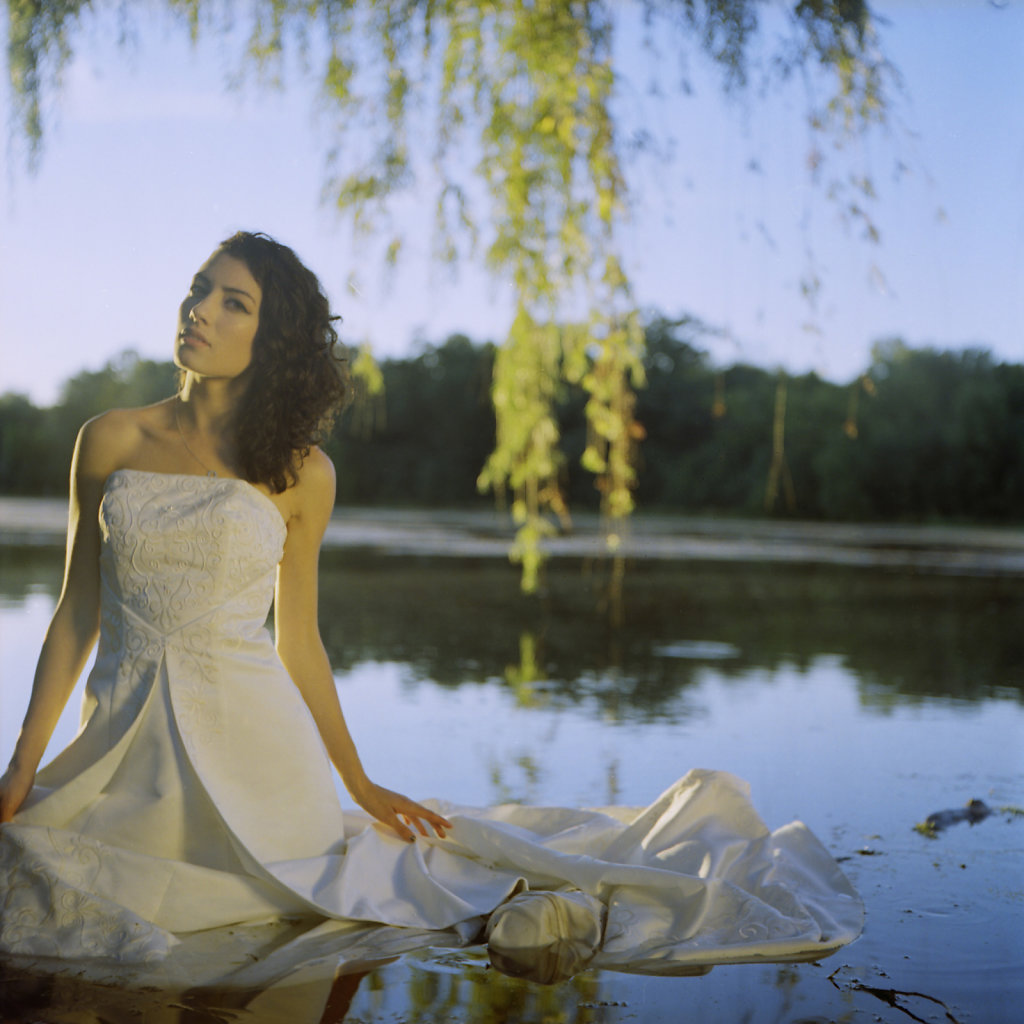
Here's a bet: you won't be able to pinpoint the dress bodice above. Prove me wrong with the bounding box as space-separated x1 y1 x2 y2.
99 469 286 642
79 469 292 755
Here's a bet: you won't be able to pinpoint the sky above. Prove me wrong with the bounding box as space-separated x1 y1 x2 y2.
0 2 1021 407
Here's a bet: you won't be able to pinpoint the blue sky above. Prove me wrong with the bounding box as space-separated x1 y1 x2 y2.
1 2 1021 406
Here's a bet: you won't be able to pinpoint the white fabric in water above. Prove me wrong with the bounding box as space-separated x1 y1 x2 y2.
0 470 863 981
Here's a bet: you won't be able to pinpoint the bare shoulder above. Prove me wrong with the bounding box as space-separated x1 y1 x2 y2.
297 446 337 491
75 401 173 482
294 447 336 509
75 409 141 482
283 447 336 530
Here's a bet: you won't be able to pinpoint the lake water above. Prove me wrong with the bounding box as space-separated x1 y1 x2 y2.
1 539 1022 1023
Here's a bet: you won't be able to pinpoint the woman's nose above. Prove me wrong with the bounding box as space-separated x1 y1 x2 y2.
188 295 210 323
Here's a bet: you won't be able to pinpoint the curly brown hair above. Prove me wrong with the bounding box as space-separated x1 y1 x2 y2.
215 231 350 493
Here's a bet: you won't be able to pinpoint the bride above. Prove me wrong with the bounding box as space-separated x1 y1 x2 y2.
0 232 861 983
0 230 450 845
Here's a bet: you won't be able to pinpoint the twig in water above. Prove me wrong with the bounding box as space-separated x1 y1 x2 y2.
827 968 963 1024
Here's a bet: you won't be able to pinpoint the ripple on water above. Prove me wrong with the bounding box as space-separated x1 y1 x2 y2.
652 641 741 660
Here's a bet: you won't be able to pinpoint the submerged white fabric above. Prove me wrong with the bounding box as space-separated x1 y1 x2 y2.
0 469 863 977
486 889 606 983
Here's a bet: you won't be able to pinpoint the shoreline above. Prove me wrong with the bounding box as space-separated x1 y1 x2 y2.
2 496 1023 574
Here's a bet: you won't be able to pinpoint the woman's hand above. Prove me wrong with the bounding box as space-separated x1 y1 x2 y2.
352 780 452 843
0 763 35 824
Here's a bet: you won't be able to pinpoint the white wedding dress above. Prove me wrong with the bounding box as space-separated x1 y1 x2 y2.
0 469 863 988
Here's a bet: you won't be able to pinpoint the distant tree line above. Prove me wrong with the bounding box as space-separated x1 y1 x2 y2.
2 320 1022 523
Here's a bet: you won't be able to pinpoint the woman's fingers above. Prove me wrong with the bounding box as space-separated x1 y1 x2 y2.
361 782 453 841
400 813 429 838
419 805 453 839
392 796 452 840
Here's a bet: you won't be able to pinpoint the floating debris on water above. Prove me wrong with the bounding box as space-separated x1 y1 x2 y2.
914 799 995 837
652 641 740 660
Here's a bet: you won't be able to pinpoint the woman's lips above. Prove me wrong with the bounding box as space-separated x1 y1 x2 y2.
181 329 209 348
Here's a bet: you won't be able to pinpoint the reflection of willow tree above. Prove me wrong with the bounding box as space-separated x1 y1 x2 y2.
315 556 1024 710
357 953 602 1023
6 547 1023 707
6 0 895 589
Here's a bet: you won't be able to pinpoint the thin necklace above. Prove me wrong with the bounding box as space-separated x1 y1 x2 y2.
174 400 218 478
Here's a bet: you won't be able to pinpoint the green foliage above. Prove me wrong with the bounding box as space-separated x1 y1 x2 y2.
4 0 88 168
846 343 1024 521
4 331 1022 529
0 351 178 495
325 334 498 508
0 393 52 493
3 0 899 588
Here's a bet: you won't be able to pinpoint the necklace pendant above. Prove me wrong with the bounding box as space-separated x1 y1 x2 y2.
174 400 220 479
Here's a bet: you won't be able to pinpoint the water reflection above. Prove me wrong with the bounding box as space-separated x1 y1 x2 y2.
0 954 610 1024
2 545 1022 1023
4 546 1022 711
0 959 366 1024
318 553 1024 707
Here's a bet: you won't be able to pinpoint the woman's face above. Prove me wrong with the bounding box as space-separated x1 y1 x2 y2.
175 251 262 381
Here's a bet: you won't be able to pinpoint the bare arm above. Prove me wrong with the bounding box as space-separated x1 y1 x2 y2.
274 450 450 842
0 417 116 822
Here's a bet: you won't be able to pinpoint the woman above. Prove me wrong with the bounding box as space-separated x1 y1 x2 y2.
0 231 448 844
0 232 862 982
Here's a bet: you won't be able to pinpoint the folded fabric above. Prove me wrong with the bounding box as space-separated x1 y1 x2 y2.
485 889 607 984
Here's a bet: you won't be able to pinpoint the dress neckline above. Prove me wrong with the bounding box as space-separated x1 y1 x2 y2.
105 467 289 534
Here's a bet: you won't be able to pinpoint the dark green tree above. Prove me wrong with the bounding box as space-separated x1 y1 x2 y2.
0 351 179 495
3 337 1023 524
327 334 497 506
848 342 1024 521
0 393 52 494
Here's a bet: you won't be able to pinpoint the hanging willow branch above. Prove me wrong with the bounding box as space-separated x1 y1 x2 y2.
764 372 796 513
4 0 897 590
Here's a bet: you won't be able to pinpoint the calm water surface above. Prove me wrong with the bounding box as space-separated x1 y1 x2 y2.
1 546 1022 1023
